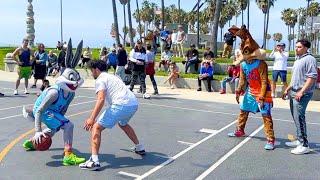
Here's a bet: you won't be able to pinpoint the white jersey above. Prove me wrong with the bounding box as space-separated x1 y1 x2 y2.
95 72 138 106
269 50 289 71
171 32 178 44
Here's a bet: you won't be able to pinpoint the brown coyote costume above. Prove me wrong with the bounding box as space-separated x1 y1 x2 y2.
227 25 275 150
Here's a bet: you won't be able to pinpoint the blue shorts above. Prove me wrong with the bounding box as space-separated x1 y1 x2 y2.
97 105 138 129
35 109 69 132
272 70 287 82
240 93 272 116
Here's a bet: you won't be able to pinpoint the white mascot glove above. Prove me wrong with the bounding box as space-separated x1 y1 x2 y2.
33 132 47 144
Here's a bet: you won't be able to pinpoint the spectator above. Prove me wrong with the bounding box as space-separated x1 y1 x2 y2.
176 25 186 57
100 47 108 61
269 42 289 97
197 61 214 92
116 44 127 81
159 46 172 70
47 50 58 76
31 43 48 88
283 39 318 155
107 48 118 74
160 26 170 54
152 30 159 55
58 44 67 74
220 64 240 94
145 44 159 95
183 44 201 73
171 29 178 57
203 47 215 64
56 41 62 50
81 47 92 68
164 62 180 89
129 41 150 99
12 38 34 95
222 31 236 58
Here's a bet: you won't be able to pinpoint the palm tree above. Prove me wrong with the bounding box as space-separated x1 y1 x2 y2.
256 0 276 49
119 0 128 46
281 8 297 51
273 33 283 46
127 0 134 48
307 2 320 52
178 0 181 24
266 33 271 49
161 0 165 29
237 0 248 26
135 0 142 40
211 0 223 57
247 0 250 31
112 0 120 45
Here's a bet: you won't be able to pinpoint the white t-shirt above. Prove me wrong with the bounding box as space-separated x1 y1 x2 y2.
95 72 138 106
177 30 185 42
269 50 289 71
171 32 178 44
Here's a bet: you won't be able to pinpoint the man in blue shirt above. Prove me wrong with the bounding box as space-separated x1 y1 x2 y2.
160 26 170 54
197 62 214 92
107 48 118 74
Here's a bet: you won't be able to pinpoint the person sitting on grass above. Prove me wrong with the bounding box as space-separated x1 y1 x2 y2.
164 62 180 89
197 61 214 92
159 46 172 71
220 64 240 94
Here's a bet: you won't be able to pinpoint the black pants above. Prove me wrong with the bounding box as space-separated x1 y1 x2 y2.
185 59 201 73
148 75 158 92
198 76 213 90
129 71 146 94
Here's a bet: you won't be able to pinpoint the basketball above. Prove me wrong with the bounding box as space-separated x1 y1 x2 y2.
33 133 52 151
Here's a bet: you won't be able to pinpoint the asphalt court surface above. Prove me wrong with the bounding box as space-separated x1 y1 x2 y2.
0 81 319 180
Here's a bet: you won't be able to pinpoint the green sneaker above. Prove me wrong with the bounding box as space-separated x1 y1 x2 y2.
63 153 86 166
23 140 35 151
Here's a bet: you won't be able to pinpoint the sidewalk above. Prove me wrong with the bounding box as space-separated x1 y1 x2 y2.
0 70 319 112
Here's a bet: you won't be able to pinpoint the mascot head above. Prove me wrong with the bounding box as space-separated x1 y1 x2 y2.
228 25 266 65
56 39 84 92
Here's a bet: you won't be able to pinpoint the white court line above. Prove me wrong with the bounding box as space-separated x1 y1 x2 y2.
199 128 218 134
133 120 237 180
78 95 320 126
0 100 96 121
195 125 265 180
118 171 141 178
0 96 92 111
177 141 194 146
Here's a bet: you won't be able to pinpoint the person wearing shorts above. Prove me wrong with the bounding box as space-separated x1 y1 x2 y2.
80 60 145 171
269 42 289 97
12 38 34 95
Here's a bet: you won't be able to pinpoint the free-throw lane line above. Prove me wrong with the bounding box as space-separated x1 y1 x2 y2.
195 125 265 180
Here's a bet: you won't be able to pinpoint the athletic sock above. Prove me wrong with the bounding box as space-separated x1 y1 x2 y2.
91 154 99 163
135 143 145 151
64 150 72 156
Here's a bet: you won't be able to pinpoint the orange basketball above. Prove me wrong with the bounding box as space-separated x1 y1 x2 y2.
33 133 52 151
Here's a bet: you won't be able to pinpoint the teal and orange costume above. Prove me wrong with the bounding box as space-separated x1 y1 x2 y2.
227 25 275 150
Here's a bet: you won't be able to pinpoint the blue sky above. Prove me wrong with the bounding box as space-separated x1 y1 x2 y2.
0 0 318 48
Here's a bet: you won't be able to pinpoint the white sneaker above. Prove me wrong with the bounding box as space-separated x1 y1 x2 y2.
24 88 29 94
291 145 311 155
285 140 302 147
13 89 18 95
143 93 151 99
79 158 101 171
22 106 34 121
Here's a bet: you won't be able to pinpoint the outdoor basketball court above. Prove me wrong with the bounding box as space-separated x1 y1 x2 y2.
0 80 319 180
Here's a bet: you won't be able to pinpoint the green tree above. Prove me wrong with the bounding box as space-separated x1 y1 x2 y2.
127 0 134 48
211 0 223 57
273 33 283 43
281 8 297 51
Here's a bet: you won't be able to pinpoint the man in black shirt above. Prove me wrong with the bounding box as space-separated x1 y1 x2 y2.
183 44 201 73
58 45 67 74
116 44 128 81
222 32 236 58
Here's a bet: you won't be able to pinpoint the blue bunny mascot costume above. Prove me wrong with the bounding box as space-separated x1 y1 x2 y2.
22 39 86 166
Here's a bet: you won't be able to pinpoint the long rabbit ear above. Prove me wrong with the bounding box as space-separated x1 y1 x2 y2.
71 40 83 68
65 38 73 68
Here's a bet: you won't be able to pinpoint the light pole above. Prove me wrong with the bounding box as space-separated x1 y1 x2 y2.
60 0 63 44
120 0 128 46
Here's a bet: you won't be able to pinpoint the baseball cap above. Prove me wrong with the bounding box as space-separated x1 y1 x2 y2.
276 42 285 47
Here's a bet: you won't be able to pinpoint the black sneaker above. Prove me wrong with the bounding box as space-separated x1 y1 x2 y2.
153 91 159 95
197 88 202 91
134 149 146 156
208 89 212 92
0 93 4 97
79 158 101 171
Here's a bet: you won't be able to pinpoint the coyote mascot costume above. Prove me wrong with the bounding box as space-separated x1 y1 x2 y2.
227 25 275 150
22 39 86 165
